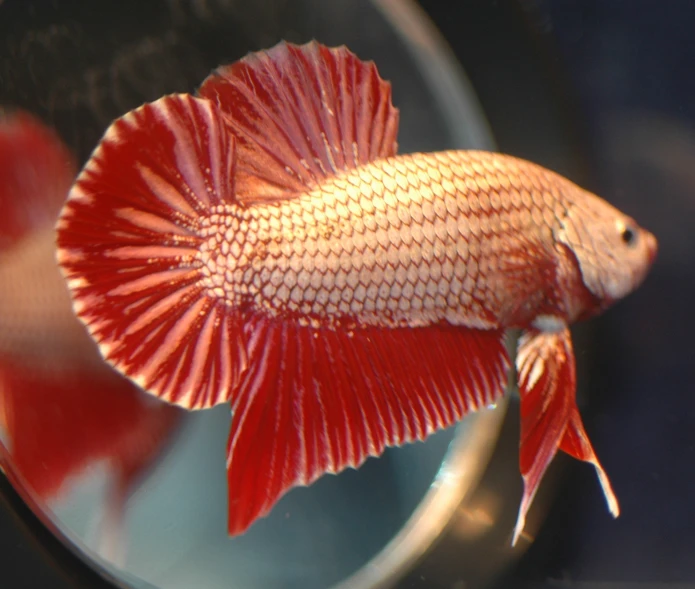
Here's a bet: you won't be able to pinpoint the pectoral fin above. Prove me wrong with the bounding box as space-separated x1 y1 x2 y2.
513 327 619 545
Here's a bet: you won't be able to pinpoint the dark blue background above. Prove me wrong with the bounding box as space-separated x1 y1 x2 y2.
536 0 695 582
419 0 695 585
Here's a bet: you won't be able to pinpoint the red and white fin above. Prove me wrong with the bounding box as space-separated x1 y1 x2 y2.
56 94 245 409
0 112 75 248
513 327 618 545
225 317 509 535
198 41 400 202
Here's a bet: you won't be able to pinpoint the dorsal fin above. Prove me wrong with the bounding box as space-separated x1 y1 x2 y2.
197 40 400 202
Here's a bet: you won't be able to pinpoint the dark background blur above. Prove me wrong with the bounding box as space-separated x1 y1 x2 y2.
2 0 695 587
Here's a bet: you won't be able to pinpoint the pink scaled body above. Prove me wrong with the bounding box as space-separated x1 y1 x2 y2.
56 41 656 543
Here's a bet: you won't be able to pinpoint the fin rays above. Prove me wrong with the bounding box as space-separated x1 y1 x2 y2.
514 327 619 545
226 317 509 535
57 94 243 410
198 41 399 202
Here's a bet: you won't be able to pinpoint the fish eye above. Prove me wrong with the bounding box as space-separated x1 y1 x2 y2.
620 225 637 247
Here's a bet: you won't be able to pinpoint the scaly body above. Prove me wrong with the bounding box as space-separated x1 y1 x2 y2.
197 150 589 329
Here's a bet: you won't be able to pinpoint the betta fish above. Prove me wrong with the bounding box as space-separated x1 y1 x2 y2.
55 41 656 544
0 111 182 559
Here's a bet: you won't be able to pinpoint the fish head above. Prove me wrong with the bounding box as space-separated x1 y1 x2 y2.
557 187 657 312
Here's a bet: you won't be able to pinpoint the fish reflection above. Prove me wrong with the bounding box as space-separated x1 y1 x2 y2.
0 111 183 558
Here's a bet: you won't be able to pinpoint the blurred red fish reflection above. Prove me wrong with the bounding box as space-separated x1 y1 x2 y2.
0 111 183 559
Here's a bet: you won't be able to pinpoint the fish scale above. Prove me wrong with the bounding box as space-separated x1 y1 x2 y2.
196 150 568 330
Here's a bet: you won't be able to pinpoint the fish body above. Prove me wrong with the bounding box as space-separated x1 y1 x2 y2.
195 149 622 332
56 41 656 543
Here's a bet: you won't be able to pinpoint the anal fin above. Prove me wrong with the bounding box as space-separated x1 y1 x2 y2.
226 317 510 535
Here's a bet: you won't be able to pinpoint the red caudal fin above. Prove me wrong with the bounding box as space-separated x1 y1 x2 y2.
56 94 246 409
198 41 400 201
513 327 618 545
226 317 509 535
0 112 75 248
